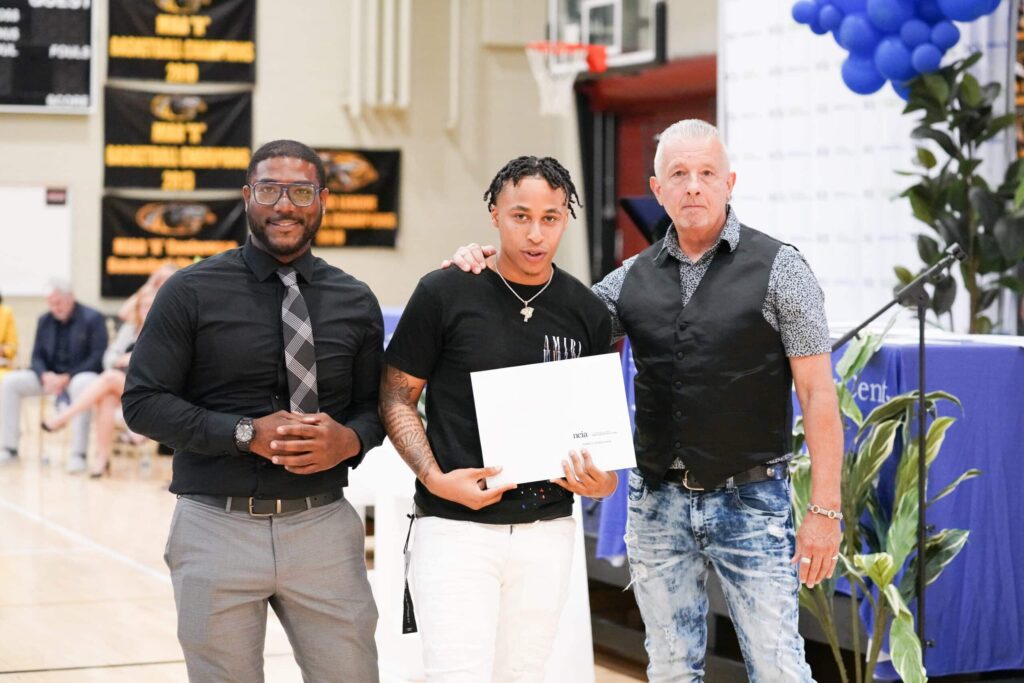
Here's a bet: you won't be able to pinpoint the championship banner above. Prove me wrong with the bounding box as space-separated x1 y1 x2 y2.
315 149 400 248
107 0 255 84
101 195 246 297
104 86 251 190
0 0 93 112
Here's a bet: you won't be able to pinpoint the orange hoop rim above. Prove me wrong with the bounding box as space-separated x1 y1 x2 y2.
526 40 594 56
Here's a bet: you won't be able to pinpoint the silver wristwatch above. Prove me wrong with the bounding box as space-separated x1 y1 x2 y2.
234 417 255 453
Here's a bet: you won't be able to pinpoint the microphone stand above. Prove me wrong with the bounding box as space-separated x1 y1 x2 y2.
831 243 967 654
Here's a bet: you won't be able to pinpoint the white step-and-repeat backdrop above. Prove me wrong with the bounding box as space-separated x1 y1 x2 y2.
718 0 1014 332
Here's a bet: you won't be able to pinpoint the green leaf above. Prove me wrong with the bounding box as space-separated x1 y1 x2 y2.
838 384 864 428
853 419 900 507
887 487 919 570
921 73 950 103
928 468 982 507
978 288 1000 312
994 215 1024 261
958 73 982 107
835 332 882 382
894 266 915 285
789 454 811 527
915 147 937 169
998 276 1024 293
983 112 1016 141
959 52 983 71
894 415 958 503
969 186 1002 231
899 529 971 603
1014 180 1024 211
889 602 927 683
861 390 960 433
906 186 936 225
855 552 898 588
974 315 994 334
979 82 1002 107
931 274 957 316
916 235 940 265
911 126 961 160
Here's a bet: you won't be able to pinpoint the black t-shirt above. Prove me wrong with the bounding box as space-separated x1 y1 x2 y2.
385 265 613 524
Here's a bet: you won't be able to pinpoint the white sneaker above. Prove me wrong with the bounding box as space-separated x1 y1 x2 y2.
66 453 87 474
0 449 17 465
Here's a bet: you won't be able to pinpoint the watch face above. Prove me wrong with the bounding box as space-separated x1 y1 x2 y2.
236 422 254 442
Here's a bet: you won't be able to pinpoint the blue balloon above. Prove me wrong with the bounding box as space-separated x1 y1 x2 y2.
792 0 818 24
937 0 991 21
917 0 944 22
892 79 912 100
983 0 1001 11
820 4 844 30
839 13 882 55
912 43 943 72
931 21 960 50
842 55 887 93
875 35 917 81
866 0 914 33
809 18 829 33
900 19 931 47
834 0 867 11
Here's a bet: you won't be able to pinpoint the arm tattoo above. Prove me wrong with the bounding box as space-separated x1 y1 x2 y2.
380 364 439 482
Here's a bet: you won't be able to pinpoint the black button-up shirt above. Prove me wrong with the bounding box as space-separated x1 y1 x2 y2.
122 239 385 498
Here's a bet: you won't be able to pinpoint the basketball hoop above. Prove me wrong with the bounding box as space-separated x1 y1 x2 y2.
525 41 607 117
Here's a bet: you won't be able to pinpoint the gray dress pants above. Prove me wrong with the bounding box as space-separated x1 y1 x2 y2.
165 495 379 682
1 369 96 455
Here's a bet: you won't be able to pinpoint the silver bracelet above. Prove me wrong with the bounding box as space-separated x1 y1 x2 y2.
807 502 843 521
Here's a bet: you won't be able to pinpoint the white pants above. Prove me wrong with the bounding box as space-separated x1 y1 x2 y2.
1 369 96 456
410 515 576 683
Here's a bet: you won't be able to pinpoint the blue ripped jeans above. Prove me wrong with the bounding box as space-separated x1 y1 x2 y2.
625 469 814 683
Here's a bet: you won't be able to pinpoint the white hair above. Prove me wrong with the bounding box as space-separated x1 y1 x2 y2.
46 278 73 297
653 119 731 177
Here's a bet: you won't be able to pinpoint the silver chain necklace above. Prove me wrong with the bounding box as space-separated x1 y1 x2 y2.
492 257 554 322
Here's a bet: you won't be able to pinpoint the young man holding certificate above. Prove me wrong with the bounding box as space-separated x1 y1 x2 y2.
380 156 618 682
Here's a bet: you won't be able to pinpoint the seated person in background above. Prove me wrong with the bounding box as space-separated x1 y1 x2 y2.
0 280 108 471
116 263 177 324
0 289 16 377
43 291 156 477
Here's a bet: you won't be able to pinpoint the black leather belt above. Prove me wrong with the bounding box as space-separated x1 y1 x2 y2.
182 489 344 516
662 463 788 491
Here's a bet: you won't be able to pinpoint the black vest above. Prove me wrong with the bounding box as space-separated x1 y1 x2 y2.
618 225 793 488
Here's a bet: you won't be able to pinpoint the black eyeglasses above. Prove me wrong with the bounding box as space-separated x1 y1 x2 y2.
248 182 320 207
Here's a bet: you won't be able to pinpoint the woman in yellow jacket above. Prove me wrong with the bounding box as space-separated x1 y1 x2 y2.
0 290 17 377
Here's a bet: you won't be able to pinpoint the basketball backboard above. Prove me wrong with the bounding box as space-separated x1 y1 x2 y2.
546 0 665 75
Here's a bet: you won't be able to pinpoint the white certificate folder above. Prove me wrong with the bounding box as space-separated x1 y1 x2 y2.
470 352 637 488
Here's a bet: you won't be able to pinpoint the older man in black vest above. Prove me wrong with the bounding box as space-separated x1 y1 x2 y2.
594 120 841 681
449 120 842 681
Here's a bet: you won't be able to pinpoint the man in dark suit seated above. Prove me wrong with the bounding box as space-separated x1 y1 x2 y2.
0 280 108 472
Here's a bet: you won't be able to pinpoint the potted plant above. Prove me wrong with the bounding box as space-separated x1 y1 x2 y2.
898 52 1024 333
790 332 979 682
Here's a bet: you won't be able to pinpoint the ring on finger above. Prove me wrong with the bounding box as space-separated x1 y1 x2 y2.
799 557 811 564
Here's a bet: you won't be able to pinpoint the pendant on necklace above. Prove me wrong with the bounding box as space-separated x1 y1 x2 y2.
520 305 534 322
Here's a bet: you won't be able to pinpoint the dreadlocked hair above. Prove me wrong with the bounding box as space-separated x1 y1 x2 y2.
483 156 582 219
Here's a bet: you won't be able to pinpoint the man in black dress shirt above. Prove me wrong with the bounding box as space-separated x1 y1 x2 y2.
123 140 384 682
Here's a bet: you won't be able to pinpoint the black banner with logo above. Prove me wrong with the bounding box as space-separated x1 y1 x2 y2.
101 195 246 296
315 149 400 248
0 0 93 111
107 0 255 84
104 86 251 190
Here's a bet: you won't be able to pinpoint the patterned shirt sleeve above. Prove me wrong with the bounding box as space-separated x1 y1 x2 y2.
591 255 638 343
763 245 832 357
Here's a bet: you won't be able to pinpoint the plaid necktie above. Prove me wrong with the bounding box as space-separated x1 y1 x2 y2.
276 267 319 414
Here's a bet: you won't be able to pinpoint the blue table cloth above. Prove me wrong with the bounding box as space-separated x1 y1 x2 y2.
594 337 1024 677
